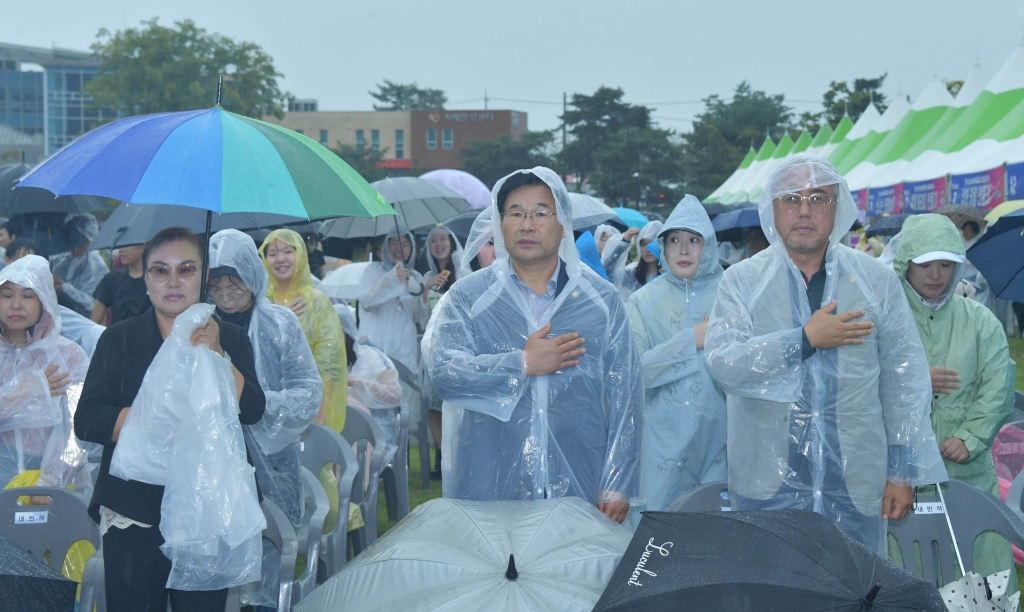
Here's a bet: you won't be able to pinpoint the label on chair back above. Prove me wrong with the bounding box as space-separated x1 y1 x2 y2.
914 502 944 515
14 510 48 524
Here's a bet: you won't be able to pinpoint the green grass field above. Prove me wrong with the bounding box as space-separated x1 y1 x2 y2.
1010 337 1024 392
376 445 442 535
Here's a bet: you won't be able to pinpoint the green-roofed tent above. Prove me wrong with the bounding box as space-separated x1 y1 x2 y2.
720 136 776 204
746 133 795 201
833 94 912 174
827 105 882 169
704 146 756 203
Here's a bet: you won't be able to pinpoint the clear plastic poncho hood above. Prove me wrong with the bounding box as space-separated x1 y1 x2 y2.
625 196 727 516
209 229 322 523
425 166 644 505
705 154 946 555
0 255 91 494
425 225 465 277
459 208 495 279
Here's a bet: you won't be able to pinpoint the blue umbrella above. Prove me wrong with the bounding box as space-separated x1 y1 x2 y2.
711 207 759 232
965 208 1024 302
611 207 649 229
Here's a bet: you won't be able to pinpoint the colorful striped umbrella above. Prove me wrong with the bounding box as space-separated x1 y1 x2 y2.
14 107 393 221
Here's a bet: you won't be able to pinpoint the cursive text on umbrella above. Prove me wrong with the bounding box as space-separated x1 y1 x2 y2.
627 539 673 587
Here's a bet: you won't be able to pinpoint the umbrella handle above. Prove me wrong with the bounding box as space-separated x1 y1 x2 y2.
936 484 965 576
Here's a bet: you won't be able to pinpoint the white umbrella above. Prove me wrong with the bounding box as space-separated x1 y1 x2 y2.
318 262 372 302
294 497 632 612
939 570 1020 611
568 193 617 230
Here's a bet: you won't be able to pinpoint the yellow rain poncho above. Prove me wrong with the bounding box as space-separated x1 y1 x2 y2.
261 229 348 433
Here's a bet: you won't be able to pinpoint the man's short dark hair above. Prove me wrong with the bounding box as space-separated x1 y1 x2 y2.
496 172 548 215
6 238 38 261
962 220 980 235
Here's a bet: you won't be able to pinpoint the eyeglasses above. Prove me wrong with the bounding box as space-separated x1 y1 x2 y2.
775 193 836 212
207 283 250 298
147 264 198 283
502 209 557 226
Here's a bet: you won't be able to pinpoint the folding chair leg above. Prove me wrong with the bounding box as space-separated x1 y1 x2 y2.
383 466 399 522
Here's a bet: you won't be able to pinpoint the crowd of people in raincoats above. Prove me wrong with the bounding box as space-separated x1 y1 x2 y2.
0 151 1020 609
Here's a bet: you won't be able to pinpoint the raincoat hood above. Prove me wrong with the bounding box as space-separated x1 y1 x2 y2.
657 195 722 287
638 220 663 245
261 229 314 302
0 255 60 346
382 226 417 271
210 229 269 306
594 224 621 245
758 154 858 253
574 231 609 280
893 214 966 311
335 303 358 341
460 208 494 279
425 225 465 276
490 167 580 279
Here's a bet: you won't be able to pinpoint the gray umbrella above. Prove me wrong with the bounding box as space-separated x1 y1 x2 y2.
90 202 320 250
0 164 108 216
319 177 469 240
568 193 617 230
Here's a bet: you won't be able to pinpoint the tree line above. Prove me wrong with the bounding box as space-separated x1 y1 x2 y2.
84 19 908 206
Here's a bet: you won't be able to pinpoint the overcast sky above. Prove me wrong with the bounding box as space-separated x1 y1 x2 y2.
5 0 1024 133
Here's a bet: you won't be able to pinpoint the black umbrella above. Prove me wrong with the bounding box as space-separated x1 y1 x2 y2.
593 510 944 612
90 202 323 250
0 534 76 611
319 176 469 240
0 163 108 216
415 208 482 245
864 214 911 238
966 208 1024 302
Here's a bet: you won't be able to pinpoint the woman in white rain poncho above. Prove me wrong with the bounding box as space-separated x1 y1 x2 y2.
424 167 644 516
602 220 663 300
457 208 496 279
208 230 323 525
356 227 428 373
422 225 465 304
594 224 620 257
0 255 91 498
704 154 946 554
625 195 726 523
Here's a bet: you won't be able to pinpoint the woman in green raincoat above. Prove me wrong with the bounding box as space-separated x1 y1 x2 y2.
894 213 1017 584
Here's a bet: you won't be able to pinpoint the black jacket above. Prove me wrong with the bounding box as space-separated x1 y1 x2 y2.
75 307 266 525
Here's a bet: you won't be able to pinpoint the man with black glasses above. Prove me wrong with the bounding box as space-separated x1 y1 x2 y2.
704 154 947 554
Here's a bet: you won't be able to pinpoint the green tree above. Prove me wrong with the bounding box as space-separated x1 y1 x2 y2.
460 131 556 189
331 142 387 183
86 19 288 119
559 87 651 190
591 127 683 205
369 80 447 111
797 75 888 130
681 82 792 198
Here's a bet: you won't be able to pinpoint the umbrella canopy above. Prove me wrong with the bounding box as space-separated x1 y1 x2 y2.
864 213 911 237
90 202 320 250
593 510 944 612
293 497 632 612
984 199 1024 223
0 163 107 216
939 570 1019 611
319 176 469 240
0 534 76 611
14 107 392 220
934 204 986 230
318 262 372 302
965 208 1024 302
432 208 482 245
420 169 492 210
703 201 746 216
612 207 649 229
569 193 617 230
711 207 760 232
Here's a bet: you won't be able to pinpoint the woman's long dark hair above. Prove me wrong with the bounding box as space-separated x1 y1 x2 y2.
633 256 661 286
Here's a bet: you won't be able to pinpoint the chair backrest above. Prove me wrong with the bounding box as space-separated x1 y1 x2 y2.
341 405 387 496
299 425 358 506
1008 470 1024 521
391 358 420 394
1013 391 1024 423
0 487 100 572
888 479 1024 586
665 482 731 512
260 499 297 612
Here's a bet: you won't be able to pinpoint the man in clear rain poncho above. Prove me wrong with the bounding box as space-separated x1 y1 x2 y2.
704 154 947 554
50 214 109 314
423 167 643 523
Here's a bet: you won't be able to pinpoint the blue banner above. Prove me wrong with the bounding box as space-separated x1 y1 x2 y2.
949 166 1003 210
867 184 903 217
1007 162 1024 199
902 177 946 214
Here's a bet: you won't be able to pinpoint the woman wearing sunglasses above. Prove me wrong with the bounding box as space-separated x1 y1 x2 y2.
75 227 266 612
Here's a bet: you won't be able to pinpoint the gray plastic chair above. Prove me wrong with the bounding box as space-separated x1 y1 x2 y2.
1012 391 1024 424
0 487 101 591
293 467 328 604
341 405 386 553
665 482 732 512
1006 468 1024 521
888 479 1024 587
298 424 358 578
388 357 418 520
224 499 298 612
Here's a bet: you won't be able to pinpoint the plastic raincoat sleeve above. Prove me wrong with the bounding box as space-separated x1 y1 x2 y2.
952 318 1016 460
626 300 698 390
601 235 632 285
348 349 403 411
705 275 806 403
307 291 347 433
357 266 417 309
426 293 528 423
52 252 107 311
872 271 945 485
58 306 103 358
